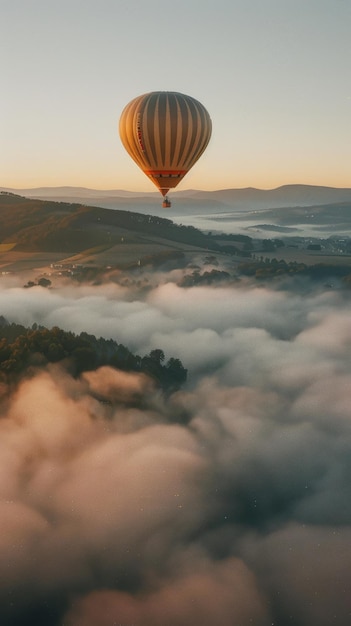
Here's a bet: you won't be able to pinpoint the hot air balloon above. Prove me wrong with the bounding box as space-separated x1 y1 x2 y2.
119 91 212 206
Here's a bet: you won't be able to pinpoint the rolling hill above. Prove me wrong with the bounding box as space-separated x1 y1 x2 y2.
2 192 351 276
0 193 218 254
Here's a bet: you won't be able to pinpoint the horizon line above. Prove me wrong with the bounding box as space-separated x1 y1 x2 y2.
1 182 351 194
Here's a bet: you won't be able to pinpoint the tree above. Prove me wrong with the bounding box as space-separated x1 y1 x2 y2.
149 349 165 364
38 277 52 288
164 358 188 391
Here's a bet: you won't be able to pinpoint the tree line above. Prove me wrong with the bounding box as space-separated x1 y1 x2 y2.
0 318 187 393
238 258 351 282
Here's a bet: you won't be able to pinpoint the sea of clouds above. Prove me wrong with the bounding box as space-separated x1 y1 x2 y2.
0 273 350 625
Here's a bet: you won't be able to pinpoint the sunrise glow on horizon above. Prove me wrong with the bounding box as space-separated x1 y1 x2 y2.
2 1 350 192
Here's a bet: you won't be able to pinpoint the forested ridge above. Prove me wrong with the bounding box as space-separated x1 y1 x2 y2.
0 317 187 393
0 193 222 252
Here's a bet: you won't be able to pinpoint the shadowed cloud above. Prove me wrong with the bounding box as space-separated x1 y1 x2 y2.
0 275 350 625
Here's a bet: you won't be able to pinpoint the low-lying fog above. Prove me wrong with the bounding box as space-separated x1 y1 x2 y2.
174 211 351 239
0 269 350 625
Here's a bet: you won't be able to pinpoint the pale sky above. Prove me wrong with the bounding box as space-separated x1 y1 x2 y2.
1 0 350 191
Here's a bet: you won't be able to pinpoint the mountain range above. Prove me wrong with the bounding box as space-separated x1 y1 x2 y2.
1 184 351 216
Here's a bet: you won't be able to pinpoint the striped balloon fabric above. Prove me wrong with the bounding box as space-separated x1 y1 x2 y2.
119 91 212 197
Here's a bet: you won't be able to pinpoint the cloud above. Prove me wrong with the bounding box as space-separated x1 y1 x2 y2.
243 524 351 626
0 276 350 624
82 366 155 404
64 556 269 626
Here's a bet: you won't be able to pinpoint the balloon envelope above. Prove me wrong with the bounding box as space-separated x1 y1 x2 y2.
119 91 212 196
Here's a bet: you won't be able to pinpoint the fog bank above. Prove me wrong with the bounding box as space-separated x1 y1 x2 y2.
0 277 350 625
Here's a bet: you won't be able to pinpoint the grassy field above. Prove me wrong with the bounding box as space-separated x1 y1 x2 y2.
0 243 16 252
0 251 74 273
2 242 351 277
0 237 212 275
261 248 351 266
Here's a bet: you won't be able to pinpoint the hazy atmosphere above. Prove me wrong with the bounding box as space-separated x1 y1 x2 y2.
1 271 351 625
2 0 350 191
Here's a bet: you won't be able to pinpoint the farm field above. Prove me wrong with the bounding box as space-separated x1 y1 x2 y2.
0 239 211 276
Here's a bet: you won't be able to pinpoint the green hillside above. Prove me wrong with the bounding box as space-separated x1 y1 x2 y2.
0 192 217 253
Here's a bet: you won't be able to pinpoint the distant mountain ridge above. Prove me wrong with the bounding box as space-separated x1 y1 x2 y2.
1 184 351 215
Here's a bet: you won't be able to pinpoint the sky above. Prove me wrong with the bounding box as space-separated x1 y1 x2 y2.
2 0 350 191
